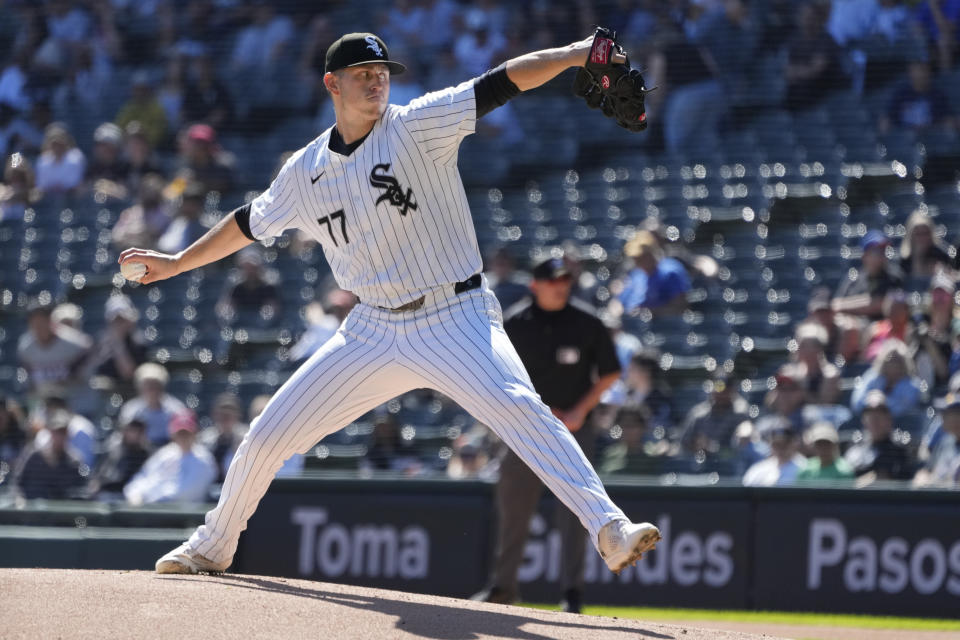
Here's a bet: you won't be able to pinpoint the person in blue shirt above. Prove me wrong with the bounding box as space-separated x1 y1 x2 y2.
618 231 691 316
851 338 924 418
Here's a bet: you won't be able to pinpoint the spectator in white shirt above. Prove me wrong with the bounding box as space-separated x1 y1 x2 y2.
35 123 86 195
124 410 217 505
742 418 806 486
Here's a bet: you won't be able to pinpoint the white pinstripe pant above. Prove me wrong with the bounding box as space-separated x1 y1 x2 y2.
189 278 625 564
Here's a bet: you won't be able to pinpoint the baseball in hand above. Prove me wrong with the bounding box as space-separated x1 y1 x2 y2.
120 261 147 282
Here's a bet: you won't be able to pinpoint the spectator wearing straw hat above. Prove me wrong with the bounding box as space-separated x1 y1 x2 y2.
618 230 690 317
117 363 187 448
851 339 924 418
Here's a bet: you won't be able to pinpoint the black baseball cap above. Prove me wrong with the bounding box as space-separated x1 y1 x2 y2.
325 33 406 75
532 257 570 281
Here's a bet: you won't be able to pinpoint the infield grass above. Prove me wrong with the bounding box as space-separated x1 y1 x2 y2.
520 604 960 631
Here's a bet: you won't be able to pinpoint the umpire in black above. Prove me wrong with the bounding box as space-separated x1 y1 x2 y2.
474 256 621 612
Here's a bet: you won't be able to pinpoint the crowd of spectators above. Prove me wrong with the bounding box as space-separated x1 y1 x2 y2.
0 2 955 188
1 0 959 503
5 213 959 501
2 353 305 503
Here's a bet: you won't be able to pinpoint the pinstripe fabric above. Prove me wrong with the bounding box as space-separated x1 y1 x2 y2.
245 81 481 309
190 305 409 561
398 283 624 538
185 80 626 567
188 279 624 564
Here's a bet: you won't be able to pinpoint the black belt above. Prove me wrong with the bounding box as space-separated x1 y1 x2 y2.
376 273 482 313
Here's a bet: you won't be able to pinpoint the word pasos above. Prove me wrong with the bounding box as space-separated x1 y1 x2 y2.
807 518 960 595
291 506 429 579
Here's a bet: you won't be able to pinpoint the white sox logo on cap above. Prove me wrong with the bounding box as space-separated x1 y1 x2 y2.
365 36 384 57
325 33 406 74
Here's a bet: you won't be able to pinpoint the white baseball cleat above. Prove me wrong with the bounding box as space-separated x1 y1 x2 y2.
598 519 662 574
155 543 231 575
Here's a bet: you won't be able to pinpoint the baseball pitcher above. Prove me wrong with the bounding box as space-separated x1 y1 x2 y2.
118 29 659 577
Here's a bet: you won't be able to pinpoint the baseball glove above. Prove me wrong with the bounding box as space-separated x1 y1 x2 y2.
572 27 652 132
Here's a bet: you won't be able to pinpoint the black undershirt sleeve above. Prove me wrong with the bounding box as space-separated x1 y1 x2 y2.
473 63 521 118
233 203 255 242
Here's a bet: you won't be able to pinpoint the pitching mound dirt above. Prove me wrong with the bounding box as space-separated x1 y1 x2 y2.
0 568 786 640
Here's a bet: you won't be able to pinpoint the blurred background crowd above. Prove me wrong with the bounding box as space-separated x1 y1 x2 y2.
1 0 959 504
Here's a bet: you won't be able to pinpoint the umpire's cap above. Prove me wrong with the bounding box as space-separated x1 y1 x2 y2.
531 257 570 281
325 33 406 75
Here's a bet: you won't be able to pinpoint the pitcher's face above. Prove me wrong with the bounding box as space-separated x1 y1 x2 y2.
327 63 391 121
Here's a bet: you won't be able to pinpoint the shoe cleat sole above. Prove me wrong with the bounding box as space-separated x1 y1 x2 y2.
612 529 663 575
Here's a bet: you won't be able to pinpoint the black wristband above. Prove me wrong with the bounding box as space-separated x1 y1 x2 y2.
234 203 255 241
473 63 521 118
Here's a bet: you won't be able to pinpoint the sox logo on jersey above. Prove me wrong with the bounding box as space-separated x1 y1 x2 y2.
370 163 417 216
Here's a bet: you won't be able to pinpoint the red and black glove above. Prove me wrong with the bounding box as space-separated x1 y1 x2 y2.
572 27 652 133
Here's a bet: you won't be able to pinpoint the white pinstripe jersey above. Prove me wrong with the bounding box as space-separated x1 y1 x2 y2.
247 80 482 308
